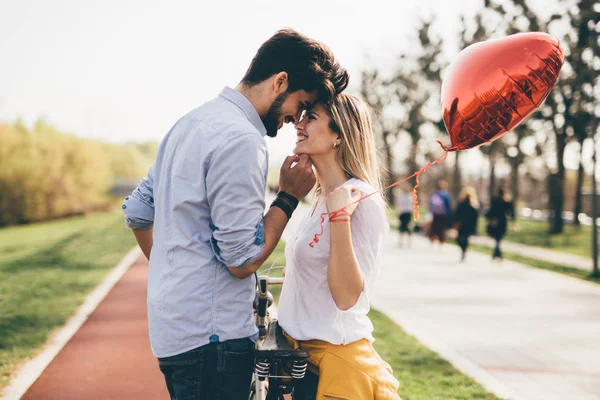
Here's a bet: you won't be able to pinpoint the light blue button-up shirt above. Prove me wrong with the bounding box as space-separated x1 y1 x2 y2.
122 87 267 358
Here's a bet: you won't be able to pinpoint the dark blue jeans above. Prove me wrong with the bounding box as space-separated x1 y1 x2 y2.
158 337 254 400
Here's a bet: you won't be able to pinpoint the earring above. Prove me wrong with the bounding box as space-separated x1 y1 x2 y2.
333 142 338 148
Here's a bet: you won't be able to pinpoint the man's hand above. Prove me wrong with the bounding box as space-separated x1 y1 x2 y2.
278 154 316 201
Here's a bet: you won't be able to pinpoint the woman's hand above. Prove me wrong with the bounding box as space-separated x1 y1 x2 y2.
326 186 363 216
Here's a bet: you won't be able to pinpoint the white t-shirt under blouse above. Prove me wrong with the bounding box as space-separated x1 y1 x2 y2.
278 178 390 345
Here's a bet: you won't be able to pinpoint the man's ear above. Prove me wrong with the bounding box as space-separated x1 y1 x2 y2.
273 72 289 95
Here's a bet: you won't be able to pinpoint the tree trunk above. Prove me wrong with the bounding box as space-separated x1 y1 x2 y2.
592 133 599 277
573 142 585 227
549 133 566 234
382 131 395 205
489 155 497 205
510 158 520 207
407 142 419 188
452 151 462 202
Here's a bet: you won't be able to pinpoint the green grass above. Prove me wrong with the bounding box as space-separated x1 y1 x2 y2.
0 212 137 391
258 240 286 299
266 239 500 399
502 219 592 258
388 207 593 259
370 309 501 400
468 244 600 285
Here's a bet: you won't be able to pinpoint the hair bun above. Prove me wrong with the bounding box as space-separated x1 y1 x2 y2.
334 68 350 94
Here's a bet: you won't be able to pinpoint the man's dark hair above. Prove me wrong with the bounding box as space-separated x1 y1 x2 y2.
241 29 349 102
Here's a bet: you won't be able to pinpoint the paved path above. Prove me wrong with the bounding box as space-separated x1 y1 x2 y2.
288 203 600 400
16 255 168 400
469 234 593 272
372 234 600 400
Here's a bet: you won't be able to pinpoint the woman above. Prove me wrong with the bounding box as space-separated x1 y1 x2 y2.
278 94 400 399
453 187 480 262
394 184 413 247
485 188 515 261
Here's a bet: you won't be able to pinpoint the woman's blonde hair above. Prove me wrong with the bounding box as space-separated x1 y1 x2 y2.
459 186 479 208
315 94 383 197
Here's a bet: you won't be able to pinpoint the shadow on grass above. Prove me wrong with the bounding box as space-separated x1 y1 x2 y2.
0 314 62 351
1 219 124 274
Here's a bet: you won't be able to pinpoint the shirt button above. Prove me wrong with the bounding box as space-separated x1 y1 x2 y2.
122 205 127 209
125 196 130 200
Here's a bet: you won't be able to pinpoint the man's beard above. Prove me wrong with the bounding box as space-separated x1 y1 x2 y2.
262 92 288 138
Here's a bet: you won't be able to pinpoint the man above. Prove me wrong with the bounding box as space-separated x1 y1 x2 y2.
121 29 348 399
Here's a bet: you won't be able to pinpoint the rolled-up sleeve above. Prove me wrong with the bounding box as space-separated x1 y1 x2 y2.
122 164 155 230
206 133 267 268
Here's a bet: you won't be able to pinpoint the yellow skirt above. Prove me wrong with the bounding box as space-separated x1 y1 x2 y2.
285 333 401 400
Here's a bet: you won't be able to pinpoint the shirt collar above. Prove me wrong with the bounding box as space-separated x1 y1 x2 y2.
219 87 267 136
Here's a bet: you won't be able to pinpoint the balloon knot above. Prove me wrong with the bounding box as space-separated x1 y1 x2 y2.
435 140 455 152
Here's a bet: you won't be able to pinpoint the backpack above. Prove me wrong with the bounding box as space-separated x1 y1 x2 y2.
430 192 447 216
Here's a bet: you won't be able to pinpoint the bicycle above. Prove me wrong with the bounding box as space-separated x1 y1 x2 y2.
249 266 310 400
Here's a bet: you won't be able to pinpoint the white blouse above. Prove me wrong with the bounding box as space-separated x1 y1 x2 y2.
278 178 389 345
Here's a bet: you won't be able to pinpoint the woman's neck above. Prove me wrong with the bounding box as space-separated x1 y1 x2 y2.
311 155 349 196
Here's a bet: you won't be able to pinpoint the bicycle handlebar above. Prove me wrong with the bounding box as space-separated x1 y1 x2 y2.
260 276 284 285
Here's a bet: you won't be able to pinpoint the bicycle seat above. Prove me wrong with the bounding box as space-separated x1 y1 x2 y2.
254 319 309 360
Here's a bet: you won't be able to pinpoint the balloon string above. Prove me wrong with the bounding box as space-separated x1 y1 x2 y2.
308 140 451 248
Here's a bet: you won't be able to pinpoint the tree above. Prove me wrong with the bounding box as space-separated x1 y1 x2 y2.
485 0 583 234
361 20 445 205
504 125 529 206
360 70 397 204
405 20 445 181
0 120 157 226
571 1 600 226
453 13 489 201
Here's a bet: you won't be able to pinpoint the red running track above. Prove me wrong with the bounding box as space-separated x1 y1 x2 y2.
21 255 169 400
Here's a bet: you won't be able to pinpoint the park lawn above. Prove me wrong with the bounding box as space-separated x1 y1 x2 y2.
502 219 592 259
263 241 501 400
0 212 137 392
388 208 593 259
468 244 600 285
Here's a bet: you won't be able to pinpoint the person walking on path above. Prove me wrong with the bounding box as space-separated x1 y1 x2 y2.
485 187 515 261
453 186 479 262
427 180 452 245
121 29 349 400
394 183 413 247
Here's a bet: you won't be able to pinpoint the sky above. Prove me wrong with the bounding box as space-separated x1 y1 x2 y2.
0 0 488 167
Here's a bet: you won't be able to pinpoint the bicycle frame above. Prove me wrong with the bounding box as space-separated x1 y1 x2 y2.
252 275 283 400
252 274 311 400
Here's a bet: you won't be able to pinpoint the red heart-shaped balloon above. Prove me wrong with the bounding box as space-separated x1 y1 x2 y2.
441 32 564 151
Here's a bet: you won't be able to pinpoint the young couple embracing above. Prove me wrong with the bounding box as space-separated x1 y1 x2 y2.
123 29 400 400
